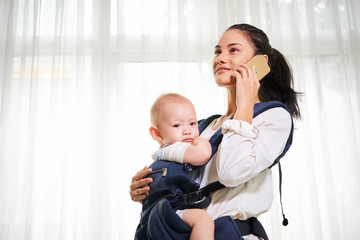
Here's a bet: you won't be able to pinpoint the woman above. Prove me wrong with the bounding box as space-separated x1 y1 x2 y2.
130 23 301 239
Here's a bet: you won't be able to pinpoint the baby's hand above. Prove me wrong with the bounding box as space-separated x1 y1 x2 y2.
183 137 212 165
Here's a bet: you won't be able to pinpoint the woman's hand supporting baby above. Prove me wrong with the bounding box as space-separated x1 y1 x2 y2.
129 166 153 203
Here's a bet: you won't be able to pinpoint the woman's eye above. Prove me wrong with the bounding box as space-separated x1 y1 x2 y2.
214 49 221 55
230 48 239 53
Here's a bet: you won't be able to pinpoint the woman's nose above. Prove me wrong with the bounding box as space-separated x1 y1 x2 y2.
215 54 226 64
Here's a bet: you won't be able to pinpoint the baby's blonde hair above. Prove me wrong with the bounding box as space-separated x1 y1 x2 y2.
150 93 192 126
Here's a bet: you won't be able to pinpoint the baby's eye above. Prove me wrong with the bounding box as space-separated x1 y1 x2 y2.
190 122 197 126
173 124 180 128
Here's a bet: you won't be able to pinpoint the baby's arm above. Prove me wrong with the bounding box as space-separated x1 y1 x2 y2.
153 137 211 166
183 137 212 165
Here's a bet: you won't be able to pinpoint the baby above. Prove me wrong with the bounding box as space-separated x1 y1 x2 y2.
148 93 214 240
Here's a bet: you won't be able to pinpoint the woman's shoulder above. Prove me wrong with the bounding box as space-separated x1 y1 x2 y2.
254 105 292 129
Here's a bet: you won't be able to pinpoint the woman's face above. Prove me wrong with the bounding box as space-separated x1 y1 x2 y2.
213 29 255 87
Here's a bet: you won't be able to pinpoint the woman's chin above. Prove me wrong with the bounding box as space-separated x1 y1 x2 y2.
215 73 236 86
215 78 236 87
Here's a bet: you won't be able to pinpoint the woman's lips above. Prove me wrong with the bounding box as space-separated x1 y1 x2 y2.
216 66 231 74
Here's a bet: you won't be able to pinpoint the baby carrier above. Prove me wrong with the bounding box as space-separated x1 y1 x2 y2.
135 101 294 240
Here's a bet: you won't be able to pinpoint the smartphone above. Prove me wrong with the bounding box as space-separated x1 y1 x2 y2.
246 55 271 81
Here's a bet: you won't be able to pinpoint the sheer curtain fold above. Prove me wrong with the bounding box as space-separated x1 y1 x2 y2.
0 0 359 239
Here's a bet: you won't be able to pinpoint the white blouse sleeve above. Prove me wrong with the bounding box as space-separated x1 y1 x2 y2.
216 107 292 187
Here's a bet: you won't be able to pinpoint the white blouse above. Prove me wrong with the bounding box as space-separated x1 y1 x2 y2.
199 107 292 220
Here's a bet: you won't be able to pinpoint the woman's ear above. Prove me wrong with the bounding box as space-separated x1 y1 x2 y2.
263 54 269 63
149 126 162 142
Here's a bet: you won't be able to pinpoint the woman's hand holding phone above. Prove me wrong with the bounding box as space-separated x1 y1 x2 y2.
232 55 270 123
232 63 260 123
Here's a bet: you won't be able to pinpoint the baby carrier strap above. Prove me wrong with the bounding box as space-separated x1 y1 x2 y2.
193 100 293 230
254 101 293 226
198 114 223 158
198 101 293 165
253 101 294 168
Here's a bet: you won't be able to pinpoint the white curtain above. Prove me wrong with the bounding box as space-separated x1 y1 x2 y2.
0 0 359 239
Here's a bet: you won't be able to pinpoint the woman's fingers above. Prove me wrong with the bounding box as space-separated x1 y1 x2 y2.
251 65 259 82
234 64 260 87
130 185 151 203
233 64 260 104
132 166 152 182
234 64 254 80
129 166 153 202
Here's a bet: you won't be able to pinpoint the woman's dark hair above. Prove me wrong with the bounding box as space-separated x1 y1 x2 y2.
227 24 301 118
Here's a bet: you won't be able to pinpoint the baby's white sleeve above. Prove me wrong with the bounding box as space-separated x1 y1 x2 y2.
152 142 191 164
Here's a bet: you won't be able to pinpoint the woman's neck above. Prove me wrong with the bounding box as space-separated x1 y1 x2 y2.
212 88 237 130
212 87 260 130
225 87 237 117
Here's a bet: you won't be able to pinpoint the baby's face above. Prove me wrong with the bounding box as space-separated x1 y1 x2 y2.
157 101 199 146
